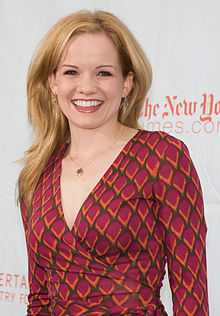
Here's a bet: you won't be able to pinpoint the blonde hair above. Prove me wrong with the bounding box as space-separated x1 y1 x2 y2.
17 10 152 212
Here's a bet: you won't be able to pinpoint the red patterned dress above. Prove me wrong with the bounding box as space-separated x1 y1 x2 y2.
20 129 209 315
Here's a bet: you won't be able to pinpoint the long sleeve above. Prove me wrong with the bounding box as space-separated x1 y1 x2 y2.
154 138 209 315
20 199 51 316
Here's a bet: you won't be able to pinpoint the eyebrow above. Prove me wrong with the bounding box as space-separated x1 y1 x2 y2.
61 64 115 69
96 65 115 69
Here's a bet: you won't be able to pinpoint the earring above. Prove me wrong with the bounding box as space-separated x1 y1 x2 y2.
120 96 129 114
51 93 58 105
50 93 61 121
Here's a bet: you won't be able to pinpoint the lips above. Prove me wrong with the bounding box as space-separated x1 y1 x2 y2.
71 99 104 113
71 99 104 107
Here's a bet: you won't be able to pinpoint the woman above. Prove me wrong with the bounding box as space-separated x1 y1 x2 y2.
18 10 209 315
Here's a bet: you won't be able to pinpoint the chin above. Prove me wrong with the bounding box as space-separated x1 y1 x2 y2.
68 120 103 130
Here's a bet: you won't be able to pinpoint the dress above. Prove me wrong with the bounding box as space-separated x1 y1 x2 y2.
20 129 209 315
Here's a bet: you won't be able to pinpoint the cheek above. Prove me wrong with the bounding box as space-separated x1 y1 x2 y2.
56 77 74 97
55 82 73 114
57 88 74 103
102 81 124 100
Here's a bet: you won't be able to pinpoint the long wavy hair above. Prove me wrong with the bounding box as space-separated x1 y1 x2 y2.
17 10 152 212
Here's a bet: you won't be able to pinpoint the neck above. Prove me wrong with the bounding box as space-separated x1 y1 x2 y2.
67 121 125 159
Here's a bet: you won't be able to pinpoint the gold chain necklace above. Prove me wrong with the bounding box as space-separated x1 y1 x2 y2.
67 126 123 176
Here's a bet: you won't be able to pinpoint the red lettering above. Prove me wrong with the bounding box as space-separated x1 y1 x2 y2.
215 101 220 115
200 93 214 122
163 96 177 118
5 274 12 288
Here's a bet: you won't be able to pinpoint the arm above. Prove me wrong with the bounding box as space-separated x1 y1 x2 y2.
20 199 51 316
155 139 209 315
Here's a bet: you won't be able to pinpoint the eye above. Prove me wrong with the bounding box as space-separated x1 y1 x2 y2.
63 69 78 76
97 71 112 77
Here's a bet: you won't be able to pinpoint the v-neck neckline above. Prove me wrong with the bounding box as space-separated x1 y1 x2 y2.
56 128 142 233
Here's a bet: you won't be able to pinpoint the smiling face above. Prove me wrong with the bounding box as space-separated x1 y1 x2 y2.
49 32 133 130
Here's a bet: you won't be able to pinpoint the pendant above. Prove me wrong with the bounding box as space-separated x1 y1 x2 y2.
76 167 83 176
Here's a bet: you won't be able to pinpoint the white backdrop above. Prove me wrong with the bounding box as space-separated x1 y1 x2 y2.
0 1 219 315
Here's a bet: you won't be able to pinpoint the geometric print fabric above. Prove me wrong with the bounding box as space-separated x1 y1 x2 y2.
20 129 209 315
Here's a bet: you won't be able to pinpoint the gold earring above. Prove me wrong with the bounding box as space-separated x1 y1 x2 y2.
120 96 129 114
51 93 58 105
50 93 61 121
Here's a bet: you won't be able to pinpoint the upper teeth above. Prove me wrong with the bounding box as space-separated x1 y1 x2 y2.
72 100 103 107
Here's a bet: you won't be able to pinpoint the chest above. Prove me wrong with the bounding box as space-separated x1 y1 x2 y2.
30 142 165 266
60 145 127 231
59 156 160 255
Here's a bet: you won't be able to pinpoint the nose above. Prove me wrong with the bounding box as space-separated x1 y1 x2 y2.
76 73 97 95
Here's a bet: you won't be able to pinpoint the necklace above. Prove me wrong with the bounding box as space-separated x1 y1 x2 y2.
67 126 124 176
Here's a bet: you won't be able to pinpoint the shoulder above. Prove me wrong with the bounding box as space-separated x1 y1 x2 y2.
138 129 189 157
33 142 68 195
135 130 194 182
42 142 68 176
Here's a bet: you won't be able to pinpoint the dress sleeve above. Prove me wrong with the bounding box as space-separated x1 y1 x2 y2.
154 139 209 315
20 199 51 316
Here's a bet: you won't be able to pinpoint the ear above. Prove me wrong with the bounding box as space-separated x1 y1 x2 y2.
48 72 58 95
122 71 134 97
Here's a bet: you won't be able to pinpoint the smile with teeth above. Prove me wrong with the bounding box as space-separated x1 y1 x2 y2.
71 100 103 107
71 99 104 113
